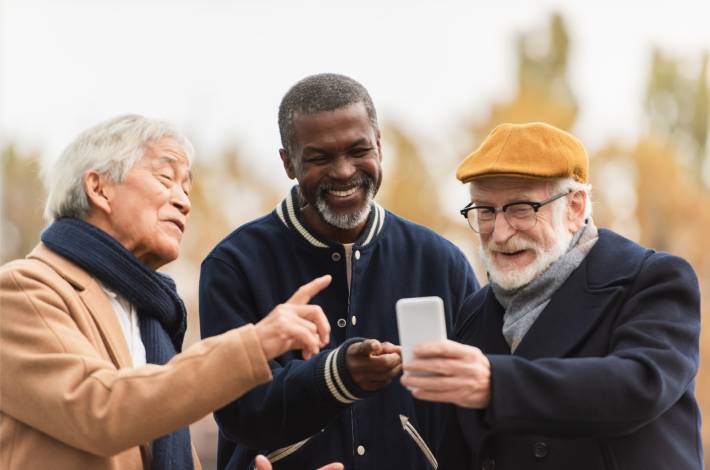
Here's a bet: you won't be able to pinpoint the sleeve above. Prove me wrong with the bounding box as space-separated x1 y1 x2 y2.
199 255 369 449
484 253 700 437
0 263 272 457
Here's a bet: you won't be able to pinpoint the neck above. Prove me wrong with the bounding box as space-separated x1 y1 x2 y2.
301 205 367 244
82 213 162 269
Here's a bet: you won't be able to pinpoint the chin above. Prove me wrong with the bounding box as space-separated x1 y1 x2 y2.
481 249 548 291
317 201 371 230
151 243 181 268
489 265 542 290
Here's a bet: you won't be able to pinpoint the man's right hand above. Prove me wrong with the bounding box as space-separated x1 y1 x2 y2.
255 275 332 361
346 339 402 391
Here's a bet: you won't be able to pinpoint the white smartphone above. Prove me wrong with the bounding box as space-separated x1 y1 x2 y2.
396 296 447 365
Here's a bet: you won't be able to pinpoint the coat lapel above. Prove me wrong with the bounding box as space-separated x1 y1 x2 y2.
78 282 134 368
513 229 647 359
29 244 134 368
512 266 623 359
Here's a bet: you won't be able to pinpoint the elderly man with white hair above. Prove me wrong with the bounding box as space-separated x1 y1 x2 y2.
401 122 703 470
0 115 343 470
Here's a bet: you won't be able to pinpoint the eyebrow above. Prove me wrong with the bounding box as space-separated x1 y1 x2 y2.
302 145 329 154
158 155 178 164
347 138 371 148
473 193 535 205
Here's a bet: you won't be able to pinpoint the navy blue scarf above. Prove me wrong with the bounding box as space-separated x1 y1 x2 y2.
42 217 193 470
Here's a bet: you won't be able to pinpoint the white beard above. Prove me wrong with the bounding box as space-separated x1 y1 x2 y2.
479 213 573 290
316 195 373 229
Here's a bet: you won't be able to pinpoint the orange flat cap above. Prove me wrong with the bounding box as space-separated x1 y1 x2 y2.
456 122 589 184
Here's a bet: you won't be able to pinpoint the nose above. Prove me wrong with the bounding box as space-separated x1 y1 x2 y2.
491 211 515 244
171 185 191 216
329 155 356 181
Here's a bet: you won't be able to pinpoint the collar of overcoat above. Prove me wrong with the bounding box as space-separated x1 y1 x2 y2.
28 243 134 368
456 229 651 359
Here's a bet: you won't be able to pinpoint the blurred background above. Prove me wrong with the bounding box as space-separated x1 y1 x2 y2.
2 1 709 468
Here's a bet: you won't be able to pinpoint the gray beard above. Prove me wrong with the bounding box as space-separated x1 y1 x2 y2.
315 184 375 229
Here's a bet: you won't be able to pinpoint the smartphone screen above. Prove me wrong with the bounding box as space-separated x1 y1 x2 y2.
396 296 447 365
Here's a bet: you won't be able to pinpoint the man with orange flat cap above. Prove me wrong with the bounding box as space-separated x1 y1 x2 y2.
401 122 703 470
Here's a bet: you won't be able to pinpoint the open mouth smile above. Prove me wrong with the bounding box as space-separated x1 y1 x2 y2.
327 186 360 198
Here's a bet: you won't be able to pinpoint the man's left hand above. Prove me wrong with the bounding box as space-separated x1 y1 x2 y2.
400 340 491 409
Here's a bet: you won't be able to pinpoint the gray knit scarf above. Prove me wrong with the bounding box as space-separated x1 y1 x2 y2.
491 221 599 352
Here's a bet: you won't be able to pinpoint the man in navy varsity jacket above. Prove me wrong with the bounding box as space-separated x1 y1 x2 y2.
199 73 479 469
401 123 703 470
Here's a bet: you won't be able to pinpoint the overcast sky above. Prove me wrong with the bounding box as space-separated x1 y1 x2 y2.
2 0 709 190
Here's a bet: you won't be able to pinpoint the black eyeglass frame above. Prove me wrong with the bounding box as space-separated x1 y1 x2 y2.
459 190 572 233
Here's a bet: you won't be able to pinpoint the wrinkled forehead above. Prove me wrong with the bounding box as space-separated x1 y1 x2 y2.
143 138 191 167
469 176 553 200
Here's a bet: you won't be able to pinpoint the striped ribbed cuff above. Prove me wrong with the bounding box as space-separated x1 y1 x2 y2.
315 338 375 404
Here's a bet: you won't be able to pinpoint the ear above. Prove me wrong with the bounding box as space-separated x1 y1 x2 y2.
83 170 114 215
566 190 587 232
279 148 297 179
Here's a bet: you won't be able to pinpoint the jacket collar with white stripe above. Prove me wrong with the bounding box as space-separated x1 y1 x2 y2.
275 185 386 248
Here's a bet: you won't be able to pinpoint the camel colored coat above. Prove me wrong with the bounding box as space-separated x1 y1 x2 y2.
0 244 272 469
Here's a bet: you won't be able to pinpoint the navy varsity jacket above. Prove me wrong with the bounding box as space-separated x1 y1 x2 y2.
199 186 479 470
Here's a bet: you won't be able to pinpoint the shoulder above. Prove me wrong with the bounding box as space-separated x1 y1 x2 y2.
204 212 284 263
2 257 62 287
0 256 78 309
587 229 696 288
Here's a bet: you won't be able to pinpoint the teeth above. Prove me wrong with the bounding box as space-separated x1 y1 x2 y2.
328 187 358 197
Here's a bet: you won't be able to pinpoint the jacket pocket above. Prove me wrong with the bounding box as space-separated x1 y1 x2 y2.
399 414 438 469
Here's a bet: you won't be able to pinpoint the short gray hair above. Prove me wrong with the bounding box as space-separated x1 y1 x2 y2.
278 73 379 157
44 114 195 222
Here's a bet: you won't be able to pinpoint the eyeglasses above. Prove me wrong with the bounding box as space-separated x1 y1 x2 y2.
459 191 571 234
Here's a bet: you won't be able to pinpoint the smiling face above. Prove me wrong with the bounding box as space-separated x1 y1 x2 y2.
85 138 192 269
280 102 382 243
471 177 576 290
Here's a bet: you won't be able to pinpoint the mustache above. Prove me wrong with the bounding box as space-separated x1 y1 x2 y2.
317 173 374 194
485 235 541 254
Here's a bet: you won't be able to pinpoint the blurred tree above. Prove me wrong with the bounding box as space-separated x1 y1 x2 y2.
477 12 578 137
378 125 449 232
645 49 710 182
1 145 45 264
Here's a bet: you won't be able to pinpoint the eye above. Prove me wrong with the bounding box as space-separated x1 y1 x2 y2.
507 204 534 218
305 155 330 164
157 174 174 187
350 147 372 157
475 207 496 220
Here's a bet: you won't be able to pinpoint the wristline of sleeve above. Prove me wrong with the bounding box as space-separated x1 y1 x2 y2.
314 337 376 404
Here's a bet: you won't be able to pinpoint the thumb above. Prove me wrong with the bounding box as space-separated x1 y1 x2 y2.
254 455 272 470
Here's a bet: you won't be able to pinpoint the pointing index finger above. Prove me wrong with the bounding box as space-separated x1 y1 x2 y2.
287 275 332 304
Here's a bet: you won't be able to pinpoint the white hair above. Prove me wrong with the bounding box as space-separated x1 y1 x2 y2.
550 177 593 220
43 114 195 222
